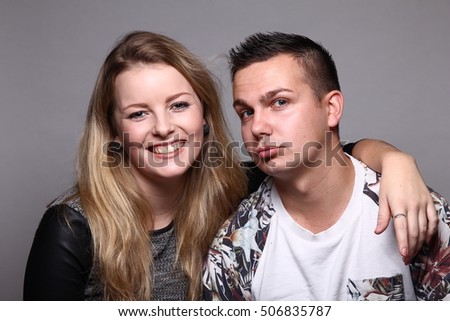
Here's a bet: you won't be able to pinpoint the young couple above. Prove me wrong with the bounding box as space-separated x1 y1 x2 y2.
24 31 448 301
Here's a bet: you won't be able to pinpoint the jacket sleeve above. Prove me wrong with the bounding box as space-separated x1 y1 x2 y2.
23 204 93 300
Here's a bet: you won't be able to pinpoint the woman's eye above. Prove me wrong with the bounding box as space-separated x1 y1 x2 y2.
171 101 189 110
128 111 146 119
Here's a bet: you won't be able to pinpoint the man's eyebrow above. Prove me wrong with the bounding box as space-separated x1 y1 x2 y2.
259 88 293 104
232 98 250 109
233 88 294 109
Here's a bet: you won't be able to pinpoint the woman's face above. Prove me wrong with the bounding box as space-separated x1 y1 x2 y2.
113 63 204 188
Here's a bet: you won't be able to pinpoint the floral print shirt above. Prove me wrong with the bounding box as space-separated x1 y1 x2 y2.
203 169 450 301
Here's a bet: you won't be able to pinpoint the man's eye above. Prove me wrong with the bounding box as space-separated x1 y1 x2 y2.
241 110 253 118
273 99 287 107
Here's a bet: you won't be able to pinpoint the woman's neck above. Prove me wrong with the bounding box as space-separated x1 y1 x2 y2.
134 174 186 230
148 186 181 230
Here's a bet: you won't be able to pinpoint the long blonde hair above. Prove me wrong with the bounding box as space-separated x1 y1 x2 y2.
76 31 247 300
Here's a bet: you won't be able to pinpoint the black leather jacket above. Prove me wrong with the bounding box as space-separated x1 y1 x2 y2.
24 204 92 300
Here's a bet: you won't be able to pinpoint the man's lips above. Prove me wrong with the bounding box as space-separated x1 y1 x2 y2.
148 140 186 154
255 146 278 159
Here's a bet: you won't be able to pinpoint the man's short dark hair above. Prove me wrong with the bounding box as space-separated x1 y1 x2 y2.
229 32 340 100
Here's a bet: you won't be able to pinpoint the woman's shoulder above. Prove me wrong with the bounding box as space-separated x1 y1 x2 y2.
24 188 93 300
48 186 85 216
39 187 90 239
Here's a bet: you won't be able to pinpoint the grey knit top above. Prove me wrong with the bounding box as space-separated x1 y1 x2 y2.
41 188 189 300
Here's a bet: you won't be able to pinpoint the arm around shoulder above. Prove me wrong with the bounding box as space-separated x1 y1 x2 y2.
349 139 438 261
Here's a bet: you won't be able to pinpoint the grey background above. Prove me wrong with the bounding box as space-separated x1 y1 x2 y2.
1 0 449 300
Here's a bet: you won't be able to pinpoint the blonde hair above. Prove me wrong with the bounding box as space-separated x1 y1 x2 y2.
76 31 247 300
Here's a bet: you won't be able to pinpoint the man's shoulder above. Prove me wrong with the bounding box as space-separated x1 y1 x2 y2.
351 158 382 206
411 187 450 300
240 176 273 206
430 189 450 225
215 177 276 240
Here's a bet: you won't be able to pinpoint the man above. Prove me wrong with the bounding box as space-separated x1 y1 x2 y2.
203 32 450 300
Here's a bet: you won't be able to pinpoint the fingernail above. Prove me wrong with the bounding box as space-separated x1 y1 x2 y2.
401 247 408 257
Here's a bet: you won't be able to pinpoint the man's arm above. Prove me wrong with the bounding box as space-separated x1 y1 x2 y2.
350 139 438 263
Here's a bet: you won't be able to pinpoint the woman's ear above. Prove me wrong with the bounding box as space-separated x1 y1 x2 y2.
324 90 344 128
109 136 123 152
203 122 210 136
112 134 122 144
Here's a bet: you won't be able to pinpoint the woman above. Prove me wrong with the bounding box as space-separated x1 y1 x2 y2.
23 31 435 300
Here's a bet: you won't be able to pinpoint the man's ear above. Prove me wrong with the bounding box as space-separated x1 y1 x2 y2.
324 90 344 128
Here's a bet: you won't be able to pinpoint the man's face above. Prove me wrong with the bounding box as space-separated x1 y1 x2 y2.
233 54 331 178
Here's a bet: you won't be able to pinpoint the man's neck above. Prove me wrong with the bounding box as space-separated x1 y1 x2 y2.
274 153 355 234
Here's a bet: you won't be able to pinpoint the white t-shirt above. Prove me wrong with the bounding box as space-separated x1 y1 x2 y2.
252 156 416 300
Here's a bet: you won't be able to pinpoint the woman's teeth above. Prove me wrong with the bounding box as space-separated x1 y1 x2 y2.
152 142 184 154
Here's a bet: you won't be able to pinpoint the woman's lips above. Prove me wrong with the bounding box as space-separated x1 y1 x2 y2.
149 141 186 154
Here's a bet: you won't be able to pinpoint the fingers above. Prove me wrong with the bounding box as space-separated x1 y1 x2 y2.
404 206 420 261
392 205 426 264
377 194 411 262
391 201 436 264
375 196 391 235
373 151 438 263
391 211 409 262
415 206 428 256
400 195 437 261
426 199 438 243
